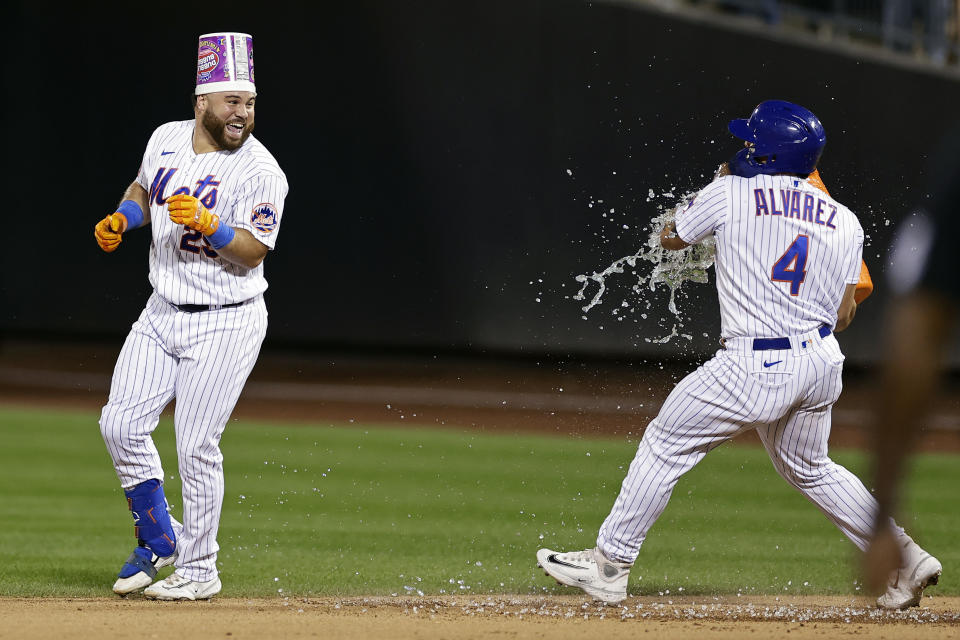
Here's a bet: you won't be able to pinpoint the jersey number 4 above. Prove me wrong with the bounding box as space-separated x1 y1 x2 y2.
771 234 809 296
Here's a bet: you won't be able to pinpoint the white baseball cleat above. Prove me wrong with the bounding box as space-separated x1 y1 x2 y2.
112 547 177 596
536 547 631 605
876 539 942 610
144 573 222 601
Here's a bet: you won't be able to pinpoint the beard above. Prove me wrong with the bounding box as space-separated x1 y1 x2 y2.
201 109 255 151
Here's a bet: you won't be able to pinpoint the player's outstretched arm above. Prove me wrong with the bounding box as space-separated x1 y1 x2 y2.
660 221 690 251
94 182 150 252
834 283 858 332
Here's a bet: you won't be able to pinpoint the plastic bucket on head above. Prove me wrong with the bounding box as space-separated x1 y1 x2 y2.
195 32 256 95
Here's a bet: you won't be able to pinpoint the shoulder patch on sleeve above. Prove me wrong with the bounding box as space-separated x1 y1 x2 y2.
251 203 279 233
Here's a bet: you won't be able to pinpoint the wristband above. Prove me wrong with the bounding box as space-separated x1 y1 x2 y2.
207 221 235 249
116 199 144 229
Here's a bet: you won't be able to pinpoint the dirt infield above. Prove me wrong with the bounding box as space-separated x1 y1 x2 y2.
3 595 959 640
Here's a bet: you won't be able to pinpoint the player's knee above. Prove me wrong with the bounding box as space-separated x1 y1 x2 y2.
98 406 124 446
176 443 222 470
641 419 699 459
99 406 147 453
641 418 669 445
779 465 825 489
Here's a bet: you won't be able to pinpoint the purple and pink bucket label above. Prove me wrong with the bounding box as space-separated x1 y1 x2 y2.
196 33 255 94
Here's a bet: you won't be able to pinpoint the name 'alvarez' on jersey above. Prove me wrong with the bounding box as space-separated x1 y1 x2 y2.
674 173 863 339
136 120 289 306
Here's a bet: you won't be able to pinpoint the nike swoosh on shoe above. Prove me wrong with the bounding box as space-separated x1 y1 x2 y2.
548 555 588 570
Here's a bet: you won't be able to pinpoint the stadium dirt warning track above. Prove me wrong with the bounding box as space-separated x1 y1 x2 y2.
3 595 959 640
1 340 959 452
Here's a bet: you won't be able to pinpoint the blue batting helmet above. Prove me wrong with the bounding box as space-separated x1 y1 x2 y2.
727 100 826 177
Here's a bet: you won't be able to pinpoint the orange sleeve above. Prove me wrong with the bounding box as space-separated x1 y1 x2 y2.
807 169 830 196
808 170 873 303
856 260 874 303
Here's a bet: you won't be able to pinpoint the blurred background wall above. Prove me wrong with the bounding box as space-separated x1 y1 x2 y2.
3 0 959 365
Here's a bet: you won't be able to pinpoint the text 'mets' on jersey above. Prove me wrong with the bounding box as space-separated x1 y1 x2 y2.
674 174 863 339
136 120 289 305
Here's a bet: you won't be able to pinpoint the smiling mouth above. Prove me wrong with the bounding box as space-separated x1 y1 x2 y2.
226 122 245 137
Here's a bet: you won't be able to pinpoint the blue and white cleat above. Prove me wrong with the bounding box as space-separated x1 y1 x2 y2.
113 545 176 596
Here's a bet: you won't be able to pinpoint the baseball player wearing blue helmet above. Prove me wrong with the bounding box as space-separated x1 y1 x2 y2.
537 100 941 611
727 99 827 178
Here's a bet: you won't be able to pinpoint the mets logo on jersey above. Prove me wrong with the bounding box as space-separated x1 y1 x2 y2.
251 203 278 233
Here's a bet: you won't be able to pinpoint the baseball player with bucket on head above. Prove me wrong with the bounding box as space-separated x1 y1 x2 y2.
537 100 941 610
95 32 287 600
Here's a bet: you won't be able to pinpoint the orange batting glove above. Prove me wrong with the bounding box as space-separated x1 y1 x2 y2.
94 213 129 252
167 194 220 235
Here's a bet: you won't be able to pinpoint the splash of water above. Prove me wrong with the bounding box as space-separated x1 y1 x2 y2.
574 192 716 342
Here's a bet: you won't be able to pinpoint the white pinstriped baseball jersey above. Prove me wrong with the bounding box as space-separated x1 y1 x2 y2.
100 118 284 583
675 174 863 338
137 120 288 305
592 171 913 569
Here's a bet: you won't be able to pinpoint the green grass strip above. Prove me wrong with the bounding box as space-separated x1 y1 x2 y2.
0 405 954 597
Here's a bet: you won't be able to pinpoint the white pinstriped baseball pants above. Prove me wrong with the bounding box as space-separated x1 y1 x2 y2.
598 329 904 564
100 292 268 582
